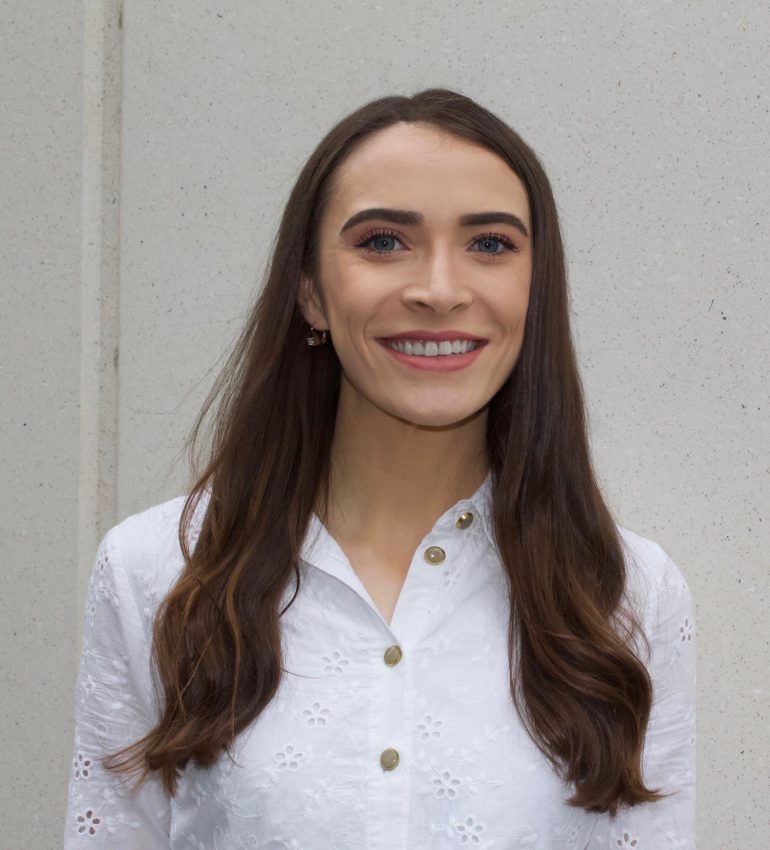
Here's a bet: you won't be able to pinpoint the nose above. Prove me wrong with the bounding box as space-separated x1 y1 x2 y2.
401 243 473 315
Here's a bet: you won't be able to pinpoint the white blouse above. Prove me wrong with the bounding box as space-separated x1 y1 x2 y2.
64 473 696 849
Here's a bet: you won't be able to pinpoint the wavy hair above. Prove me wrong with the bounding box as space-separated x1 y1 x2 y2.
103 88 666 816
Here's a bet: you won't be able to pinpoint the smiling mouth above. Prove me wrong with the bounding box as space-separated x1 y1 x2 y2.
383 339 486 357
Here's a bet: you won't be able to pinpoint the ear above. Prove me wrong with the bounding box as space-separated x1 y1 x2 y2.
297 274 329 330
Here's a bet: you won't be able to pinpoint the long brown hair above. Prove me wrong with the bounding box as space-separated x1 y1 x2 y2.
103 88 666 816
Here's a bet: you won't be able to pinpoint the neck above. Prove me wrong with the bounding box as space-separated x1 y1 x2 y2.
320 377 489 545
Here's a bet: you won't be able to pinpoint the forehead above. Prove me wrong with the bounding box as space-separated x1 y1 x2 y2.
325 122 530 225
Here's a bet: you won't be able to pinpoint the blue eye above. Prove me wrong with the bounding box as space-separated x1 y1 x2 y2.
370 235 401 252
354 228 403 254
471 233 515 254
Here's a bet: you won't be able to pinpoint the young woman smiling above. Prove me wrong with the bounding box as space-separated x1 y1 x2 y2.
64 89 696 849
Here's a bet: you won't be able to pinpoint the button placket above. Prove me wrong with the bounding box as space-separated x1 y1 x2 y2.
369 509 478 844
377 641 403 779
370 629 407 843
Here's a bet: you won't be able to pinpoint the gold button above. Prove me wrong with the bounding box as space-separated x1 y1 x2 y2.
380 748 400 771
423 545 446 565
383 645 402 666
456 511 474 529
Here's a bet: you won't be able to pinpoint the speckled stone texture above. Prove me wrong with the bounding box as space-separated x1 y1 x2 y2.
2 1 767 847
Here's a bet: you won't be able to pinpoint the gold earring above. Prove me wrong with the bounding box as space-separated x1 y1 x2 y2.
306 326 328 346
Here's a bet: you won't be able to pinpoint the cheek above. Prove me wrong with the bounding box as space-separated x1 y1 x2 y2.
325 270 391 333
486 279 531 336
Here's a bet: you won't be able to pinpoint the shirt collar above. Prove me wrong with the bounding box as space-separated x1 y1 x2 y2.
467 467 495 548
440 466 496 554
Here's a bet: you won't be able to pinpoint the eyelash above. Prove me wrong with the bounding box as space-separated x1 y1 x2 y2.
353 227 518 257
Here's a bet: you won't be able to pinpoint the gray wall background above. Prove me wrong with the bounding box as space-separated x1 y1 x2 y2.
2 0 768 847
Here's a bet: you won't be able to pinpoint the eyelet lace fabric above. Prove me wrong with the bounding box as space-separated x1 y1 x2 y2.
64 475 696 848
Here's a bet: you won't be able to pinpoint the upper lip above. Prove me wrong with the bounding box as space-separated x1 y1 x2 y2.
379 329 487 342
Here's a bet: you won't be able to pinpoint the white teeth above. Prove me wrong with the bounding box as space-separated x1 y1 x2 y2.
386 338 480 356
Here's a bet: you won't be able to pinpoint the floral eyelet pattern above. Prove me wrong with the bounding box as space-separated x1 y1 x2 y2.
417 713 443 740
75 808 101 836
433 769 463 799
73 752 93 780
303 701 330 726
274 744 305 771
450 814 485 845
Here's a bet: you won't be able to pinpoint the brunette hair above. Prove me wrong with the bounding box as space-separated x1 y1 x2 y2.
103 87 667 816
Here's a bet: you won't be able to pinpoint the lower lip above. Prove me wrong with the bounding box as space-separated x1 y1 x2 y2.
378 340 487 372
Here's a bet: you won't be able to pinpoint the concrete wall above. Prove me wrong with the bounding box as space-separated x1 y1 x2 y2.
1 1 767 846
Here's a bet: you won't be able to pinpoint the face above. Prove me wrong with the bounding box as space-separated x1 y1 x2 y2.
298 121 533 429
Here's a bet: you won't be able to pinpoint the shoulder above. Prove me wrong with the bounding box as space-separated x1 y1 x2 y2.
100 490 210 614
615 524 694 633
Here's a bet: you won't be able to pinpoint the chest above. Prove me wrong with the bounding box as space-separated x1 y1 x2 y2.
344 547 413 624
171 571 590 849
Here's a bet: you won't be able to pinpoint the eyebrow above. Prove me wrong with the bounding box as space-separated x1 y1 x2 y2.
338 207 530 239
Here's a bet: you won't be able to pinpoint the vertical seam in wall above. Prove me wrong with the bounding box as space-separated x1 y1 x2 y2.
77 0 123 632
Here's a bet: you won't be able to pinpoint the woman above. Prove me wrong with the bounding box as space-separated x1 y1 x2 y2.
64 88 696 848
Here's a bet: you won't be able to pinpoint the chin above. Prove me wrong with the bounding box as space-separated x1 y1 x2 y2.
389 404 485 429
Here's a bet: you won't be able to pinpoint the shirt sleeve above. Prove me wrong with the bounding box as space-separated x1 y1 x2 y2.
588 550 697 849
63 526 172 848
